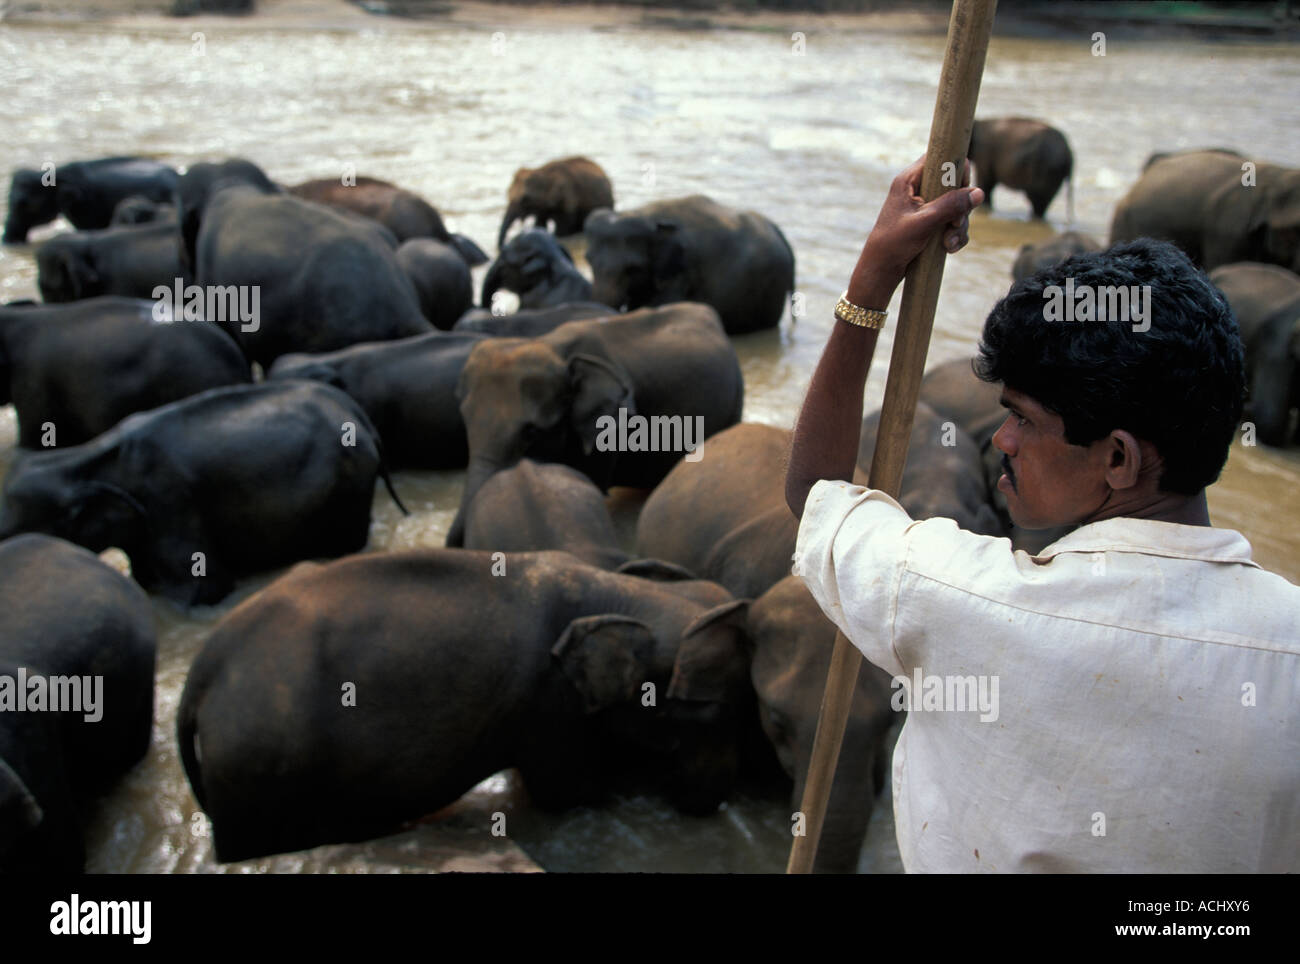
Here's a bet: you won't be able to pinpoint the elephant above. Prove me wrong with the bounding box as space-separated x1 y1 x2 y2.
3 156 177 244
267 330 487 469
918 357 1072 552
968 117 1074 220
636 422 802 602
499 155 614 248
177 548 751 862
453 301 613 336
481 229 594 311
177 159 433 367
584 195 796 335
287 175 488 265
1011 230 1102 281
857 401 1007 539
110 195 175 226
447 302 745 546
1209 262 1300 446
748 574 897 874
1110 149 1300 273
0 296 251 449
0 534 156 872
395 238 472 330
35 220 185 302
461 458 630 569
0 380 405 606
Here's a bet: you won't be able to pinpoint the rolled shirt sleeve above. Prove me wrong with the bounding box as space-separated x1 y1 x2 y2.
793 478 915 679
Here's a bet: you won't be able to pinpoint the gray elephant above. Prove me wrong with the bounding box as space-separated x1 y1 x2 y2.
178 159 433 366
395 238 472 330
1209 262 1300 446
267 330 487 469
1110 149 1300 273
857 401 1007 539
0 534 156 873
110 195 175 226
1011 230 1101 281
461 458 630 569
499 155 614 248
918 357 1072 552
0 381 405 605
3 156 177 244
177 548 750 862
749 574 897 875
636 422 803 601
584 195 795 335
447 302 744 545
481 229 594 311
287 175 488 265
0 296 251 448
36 220 185 302
968 117 1074 220
453 301 613 337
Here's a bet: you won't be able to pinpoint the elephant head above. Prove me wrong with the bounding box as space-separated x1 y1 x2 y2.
448 338 633 546
500 164 570 248
3 169 58 244
35 237 101 303
583 208 687 312
175 158 279 276
1261 175 1300 274
0 451 148 558
481 229 583 308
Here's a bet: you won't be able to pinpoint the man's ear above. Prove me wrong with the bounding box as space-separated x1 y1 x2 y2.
1103 429 1147 491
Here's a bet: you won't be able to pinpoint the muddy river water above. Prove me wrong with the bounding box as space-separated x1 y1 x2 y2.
0 7 1296 873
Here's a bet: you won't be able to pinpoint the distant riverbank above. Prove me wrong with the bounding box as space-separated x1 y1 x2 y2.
4 0 1298 43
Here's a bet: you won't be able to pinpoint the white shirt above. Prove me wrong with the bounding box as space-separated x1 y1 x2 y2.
794 478 1300 873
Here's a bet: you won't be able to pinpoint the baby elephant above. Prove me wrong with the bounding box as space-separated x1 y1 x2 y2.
0 296 252 448
178 549 750 862
4 156 177 244
0 381 405 605
499 155 614 248
462 458 630 569
968 117 1074 220
0 534 156 872
36 220 185 303
480 229 594 311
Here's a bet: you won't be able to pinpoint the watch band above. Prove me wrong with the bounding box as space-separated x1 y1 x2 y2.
834 291 888 329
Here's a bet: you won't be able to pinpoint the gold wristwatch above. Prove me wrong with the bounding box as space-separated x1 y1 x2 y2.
834 291 888 329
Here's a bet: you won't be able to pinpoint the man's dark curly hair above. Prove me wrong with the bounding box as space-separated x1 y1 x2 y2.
975 238 1245 495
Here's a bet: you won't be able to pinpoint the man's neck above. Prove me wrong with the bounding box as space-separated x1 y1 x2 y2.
1083 489 1212 528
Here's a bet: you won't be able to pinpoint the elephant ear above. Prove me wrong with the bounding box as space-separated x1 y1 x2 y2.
615 558 700 582
668 599 750 703
651 219 686 287
552 614 657 714
65 249 101 300
568 353 634 456
1264 197 1300 269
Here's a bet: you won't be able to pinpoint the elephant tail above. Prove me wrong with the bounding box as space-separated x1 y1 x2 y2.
770 219 797 325
331 389 410 516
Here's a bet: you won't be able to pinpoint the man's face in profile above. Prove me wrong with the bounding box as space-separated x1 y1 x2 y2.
991 386 1112 531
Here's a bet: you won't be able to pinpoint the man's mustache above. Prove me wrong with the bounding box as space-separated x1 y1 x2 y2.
1001 454 1017 493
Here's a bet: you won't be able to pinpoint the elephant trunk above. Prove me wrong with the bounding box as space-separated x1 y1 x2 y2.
480 258 507 310
447 456 500 547
2 216 29 245
497 202 522 251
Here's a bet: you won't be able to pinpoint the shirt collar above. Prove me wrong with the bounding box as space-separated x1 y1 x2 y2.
1028 516 1260 568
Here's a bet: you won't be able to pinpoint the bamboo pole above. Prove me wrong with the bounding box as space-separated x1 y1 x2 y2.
786 0 999 875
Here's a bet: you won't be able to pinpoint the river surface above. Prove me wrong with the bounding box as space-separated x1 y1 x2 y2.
0 8 1296 873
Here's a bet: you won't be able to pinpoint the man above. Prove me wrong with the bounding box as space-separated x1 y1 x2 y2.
786 155 1300 873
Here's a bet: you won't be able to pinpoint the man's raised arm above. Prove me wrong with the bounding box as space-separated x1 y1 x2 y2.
785 157 984 519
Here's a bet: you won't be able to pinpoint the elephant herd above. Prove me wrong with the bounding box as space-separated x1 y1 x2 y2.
0 131 1296 874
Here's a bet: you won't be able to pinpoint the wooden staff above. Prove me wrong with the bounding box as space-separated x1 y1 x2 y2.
786 0 999 875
